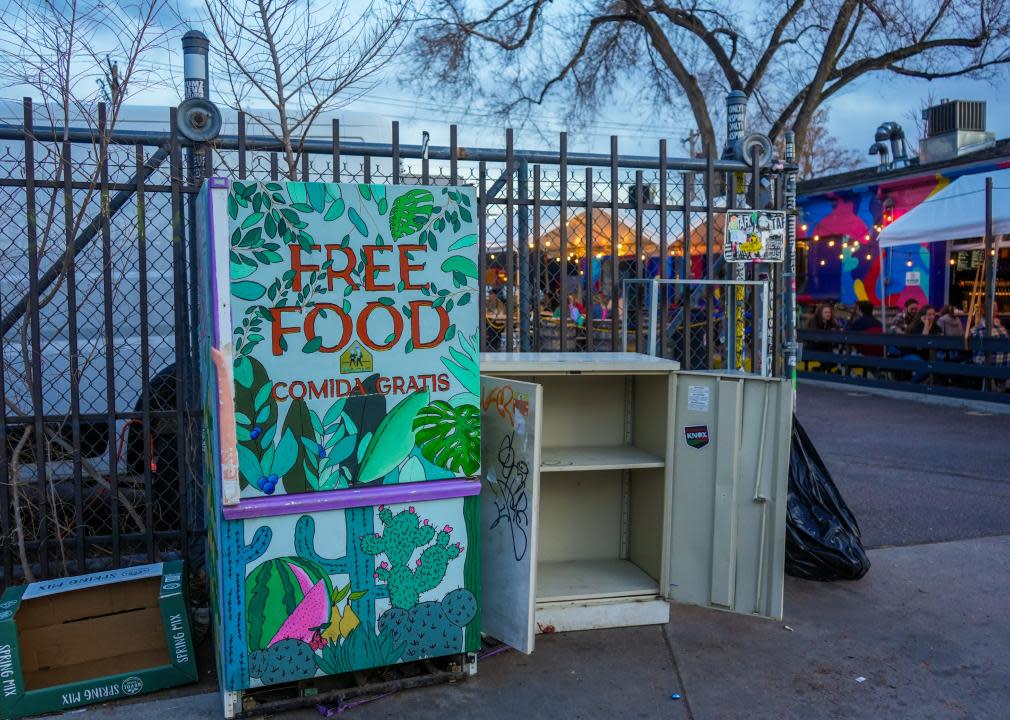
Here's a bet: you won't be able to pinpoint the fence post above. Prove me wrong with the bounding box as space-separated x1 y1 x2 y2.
726 91 748 371
518 159 531 350
182 29 211 568
984 176 995 389
784 131 798 390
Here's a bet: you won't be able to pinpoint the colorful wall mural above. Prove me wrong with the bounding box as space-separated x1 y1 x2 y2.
797 158 1010 308
197 179 482 699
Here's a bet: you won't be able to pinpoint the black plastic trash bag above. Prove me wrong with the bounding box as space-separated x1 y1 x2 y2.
785 416 871 581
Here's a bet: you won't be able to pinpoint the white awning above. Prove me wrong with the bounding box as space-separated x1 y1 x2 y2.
877 168 1010 249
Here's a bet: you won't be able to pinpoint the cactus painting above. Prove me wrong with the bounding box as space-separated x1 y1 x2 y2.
235 496 478 688
361 505 463 609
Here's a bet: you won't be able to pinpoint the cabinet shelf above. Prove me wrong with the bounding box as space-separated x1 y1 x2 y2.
536 559 659 603
540 445 664 473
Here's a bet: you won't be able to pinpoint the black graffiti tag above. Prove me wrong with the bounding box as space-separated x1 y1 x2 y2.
488 431 529 562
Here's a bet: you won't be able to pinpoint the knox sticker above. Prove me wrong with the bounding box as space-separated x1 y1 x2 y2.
684 425 710 449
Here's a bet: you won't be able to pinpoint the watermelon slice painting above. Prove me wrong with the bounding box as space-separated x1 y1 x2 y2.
245 557 333 652
268 576 330 649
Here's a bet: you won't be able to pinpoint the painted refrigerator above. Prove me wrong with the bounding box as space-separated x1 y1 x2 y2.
196 178 482 717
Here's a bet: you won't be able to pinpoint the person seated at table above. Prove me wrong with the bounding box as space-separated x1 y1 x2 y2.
970 314 1010 391
591 292 609 320
846 301 882 332
890 297 919 334
937 304 964 337
901 305 943 383
806 303 839 371
845 300 884 361
908 305 942 336
553 291 585 326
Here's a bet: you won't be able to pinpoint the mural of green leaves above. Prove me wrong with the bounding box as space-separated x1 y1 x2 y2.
227 181 479 496
412 402 480 476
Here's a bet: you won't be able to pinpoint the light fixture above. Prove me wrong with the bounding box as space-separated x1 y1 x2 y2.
853 241 861 249
950 258 956 265
819 259 826 266
865 254 872 261
842 241 848 248
813 235 820 241
528 242 534 248
490 253 496 259
864 234 871 241
801 224 808 232
838 254 844 260
906 260 913 267
828 240 835 247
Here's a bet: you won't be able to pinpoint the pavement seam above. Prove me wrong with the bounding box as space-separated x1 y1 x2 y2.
661 622 697 720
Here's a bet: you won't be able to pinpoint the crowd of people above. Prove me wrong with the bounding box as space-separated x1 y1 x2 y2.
803 297 1009 390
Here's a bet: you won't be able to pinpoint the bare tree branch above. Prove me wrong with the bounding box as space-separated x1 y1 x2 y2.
408 0 1010 163
203 0 412 178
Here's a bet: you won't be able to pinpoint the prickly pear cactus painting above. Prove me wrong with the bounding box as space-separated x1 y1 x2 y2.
235 497 480 689
225 181 481 497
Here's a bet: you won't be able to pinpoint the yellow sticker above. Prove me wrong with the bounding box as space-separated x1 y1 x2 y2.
340 341 373 373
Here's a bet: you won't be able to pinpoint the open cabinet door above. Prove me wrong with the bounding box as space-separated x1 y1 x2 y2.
479 376 543 653
667 374 792 619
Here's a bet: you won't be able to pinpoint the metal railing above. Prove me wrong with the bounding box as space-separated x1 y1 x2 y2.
623 278 773 374
797 329 1010 402
1 103 786 584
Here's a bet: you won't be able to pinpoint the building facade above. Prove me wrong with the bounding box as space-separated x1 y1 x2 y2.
797 100 1010 313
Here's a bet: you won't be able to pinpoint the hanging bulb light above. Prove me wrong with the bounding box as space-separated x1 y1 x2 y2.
865 254 872 261
828 240 835 247
906 260 913 267
819 259 826 266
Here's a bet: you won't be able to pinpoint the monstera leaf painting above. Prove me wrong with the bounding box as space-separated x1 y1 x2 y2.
412 401 480 476
389 189 434 240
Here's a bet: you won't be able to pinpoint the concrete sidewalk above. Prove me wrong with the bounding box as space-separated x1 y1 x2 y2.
69 534 1010 720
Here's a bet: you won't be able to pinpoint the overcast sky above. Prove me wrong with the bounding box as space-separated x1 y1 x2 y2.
3 1 1007 166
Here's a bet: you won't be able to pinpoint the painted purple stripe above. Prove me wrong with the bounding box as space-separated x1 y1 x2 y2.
222 478 482 520
209 176 229 189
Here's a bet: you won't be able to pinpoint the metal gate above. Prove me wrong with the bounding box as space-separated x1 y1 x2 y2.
0 102 785 585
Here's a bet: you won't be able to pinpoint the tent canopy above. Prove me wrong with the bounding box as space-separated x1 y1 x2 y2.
877 168 1010 249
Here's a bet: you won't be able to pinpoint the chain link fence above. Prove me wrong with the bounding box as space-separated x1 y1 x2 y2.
1 107 782 585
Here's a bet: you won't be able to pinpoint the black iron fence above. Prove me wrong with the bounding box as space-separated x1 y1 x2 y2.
1 100 201 587
1 102 779 585
798 329 1010 402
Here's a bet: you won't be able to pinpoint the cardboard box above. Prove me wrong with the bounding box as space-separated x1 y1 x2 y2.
0 561 197 719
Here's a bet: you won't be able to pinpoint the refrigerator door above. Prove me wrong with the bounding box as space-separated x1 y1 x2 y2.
667 373 792 619
479 376 542 654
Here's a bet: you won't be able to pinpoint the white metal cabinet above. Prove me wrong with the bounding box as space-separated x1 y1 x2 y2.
478 354 794 652
667 371 792 619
